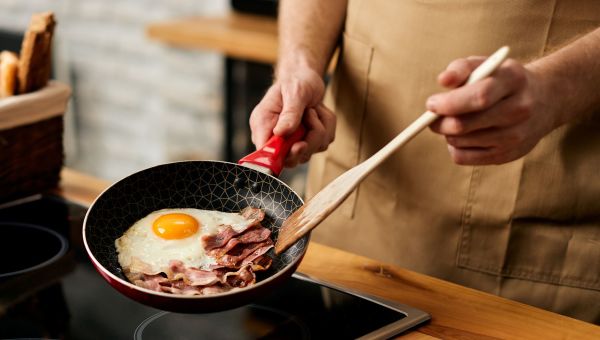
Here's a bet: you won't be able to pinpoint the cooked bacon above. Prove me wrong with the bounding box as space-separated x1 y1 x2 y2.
127 207 274 296
243 244 275 266
216 239 273 268
250 255 273 271
202 225 238 250
202 208 269 250
238 226 271 243
241 206 265 221
133 274 168 292
163 260 221 286
207 226 272 258
223 265 255 287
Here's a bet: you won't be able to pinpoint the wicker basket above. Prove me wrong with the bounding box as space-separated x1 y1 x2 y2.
0 81 71 203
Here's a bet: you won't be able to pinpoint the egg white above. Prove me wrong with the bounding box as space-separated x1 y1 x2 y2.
115 208 254 274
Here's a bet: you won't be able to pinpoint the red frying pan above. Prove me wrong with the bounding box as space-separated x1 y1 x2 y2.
83 128 309 313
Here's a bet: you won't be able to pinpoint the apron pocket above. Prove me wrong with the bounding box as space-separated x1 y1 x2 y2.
322 32 374 218
458 122 600 291
502 220 600 291
459 213 600 291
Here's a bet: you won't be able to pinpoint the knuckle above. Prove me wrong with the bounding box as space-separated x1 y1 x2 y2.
505 59 527 85
283 81 305 101
446 117 466 135
517 95 534 117
329 110 337 124
300 153 311 163
451 152 468 165
514 68 527 86
507 130 525 145
453 58 469 71
305 140 320 154
490 149 516 165
249 109 260 124
473 82 493 109
445 135 459 146
321 134 330 148
504 58 520 70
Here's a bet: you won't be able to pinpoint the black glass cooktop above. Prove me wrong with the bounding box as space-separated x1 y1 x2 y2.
0 195 429 339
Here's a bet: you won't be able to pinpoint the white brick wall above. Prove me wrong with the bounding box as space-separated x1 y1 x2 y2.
0 0 229 181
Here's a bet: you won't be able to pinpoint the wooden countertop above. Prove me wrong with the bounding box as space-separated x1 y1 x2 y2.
147 13 278 64
58 168 600 339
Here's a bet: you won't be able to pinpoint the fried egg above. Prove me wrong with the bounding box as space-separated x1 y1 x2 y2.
115 208 254 275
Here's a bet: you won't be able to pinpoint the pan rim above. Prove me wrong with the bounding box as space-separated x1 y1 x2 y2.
82 160 307 300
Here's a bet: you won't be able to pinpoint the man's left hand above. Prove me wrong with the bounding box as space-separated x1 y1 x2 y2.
427 57 559 165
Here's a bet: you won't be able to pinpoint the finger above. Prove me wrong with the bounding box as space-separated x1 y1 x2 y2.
284 141 308 167
438 57 485 88
447 145 516 165
301 108 327 161
430 94 532 136
444 127 506 149
274 84 308 136
249 86 283 148
428 59 527 116
315 103 336 149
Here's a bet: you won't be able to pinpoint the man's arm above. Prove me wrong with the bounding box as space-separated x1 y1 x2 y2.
250 0 346 166
529 27 600 125
427 27 600 165
277 0 347 79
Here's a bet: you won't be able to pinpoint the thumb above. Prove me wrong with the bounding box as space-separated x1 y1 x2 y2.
273 96 305 136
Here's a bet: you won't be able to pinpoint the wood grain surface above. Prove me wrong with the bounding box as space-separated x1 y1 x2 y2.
57 168 600 339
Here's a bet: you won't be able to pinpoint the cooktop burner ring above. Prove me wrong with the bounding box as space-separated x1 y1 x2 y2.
0 222 68 278
134 304 310 340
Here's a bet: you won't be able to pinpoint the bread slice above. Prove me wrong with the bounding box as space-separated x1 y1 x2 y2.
18 12 55 94
0 51 19 98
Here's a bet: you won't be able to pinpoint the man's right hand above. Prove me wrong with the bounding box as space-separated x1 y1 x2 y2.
249 67 336 167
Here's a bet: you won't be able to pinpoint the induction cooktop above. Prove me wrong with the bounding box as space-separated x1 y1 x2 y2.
0 194 429 339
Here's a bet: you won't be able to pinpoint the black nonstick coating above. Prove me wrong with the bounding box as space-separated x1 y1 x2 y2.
84 161 308 306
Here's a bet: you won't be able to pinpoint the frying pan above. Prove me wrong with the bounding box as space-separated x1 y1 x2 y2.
83 128 309 313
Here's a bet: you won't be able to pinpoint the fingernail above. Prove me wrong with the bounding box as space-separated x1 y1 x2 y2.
426 96 437 110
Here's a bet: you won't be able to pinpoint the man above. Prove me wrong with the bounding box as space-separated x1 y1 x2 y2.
250 0 600 323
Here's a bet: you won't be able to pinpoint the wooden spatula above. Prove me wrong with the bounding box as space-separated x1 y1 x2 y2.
275 46 510 254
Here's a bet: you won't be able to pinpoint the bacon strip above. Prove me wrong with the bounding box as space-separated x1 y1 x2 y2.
207 226 272 258
241 206 265 221
202 225 239 251
202 207 268 251
216 240 273 268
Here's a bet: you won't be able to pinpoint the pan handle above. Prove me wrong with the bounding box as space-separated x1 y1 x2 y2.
238 125 307 177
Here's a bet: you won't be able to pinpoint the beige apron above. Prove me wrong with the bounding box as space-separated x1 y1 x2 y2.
306 0 600 323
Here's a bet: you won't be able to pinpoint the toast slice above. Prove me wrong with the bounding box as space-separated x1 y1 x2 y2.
0 51 19 98
18 12 55 94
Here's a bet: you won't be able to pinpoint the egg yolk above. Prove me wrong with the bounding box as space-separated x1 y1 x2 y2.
152 213 199 239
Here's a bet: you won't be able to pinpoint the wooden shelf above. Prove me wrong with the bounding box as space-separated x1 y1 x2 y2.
147 13 278 64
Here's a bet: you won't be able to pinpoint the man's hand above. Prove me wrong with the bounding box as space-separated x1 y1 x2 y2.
249 67 336 167
426 57 561 165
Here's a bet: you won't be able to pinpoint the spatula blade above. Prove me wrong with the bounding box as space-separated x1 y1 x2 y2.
275 165 364 254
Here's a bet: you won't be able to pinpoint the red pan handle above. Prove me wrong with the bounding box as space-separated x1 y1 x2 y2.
238 125 307 177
